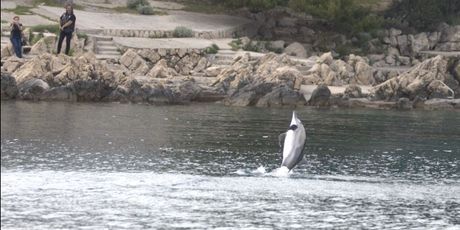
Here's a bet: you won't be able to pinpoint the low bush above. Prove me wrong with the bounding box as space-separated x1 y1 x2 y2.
173 26 193 38
385 0 460 31
136 4 154 15
205 44 219 54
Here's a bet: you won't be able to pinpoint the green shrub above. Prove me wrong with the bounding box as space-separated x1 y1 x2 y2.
173 26 193 38
127 0 149 9
229 38 243 51
288 0 383 35
243 41 263 52
136 4 154 15
205 44 219 54
385 0 460 31
222 0 286 12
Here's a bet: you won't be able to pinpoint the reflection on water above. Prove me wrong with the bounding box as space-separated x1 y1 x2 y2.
1 101 460 229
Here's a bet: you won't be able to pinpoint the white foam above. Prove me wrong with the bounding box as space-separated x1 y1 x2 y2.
270 166 291 177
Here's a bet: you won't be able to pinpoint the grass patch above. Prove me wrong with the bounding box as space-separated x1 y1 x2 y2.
205 44 219 54
4 5 33 15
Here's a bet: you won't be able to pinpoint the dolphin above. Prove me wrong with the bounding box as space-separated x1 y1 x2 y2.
278 111 306 171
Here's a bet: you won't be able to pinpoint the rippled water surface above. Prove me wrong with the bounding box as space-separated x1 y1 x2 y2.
1 101 460 229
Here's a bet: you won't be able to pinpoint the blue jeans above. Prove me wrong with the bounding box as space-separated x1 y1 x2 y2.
10 36 23 58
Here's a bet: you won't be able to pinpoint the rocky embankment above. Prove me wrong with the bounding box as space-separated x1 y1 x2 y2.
1 46 459 109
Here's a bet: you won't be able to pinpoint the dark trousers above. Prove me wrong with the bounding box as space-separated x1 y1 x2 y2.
10 36 23 58
57 31 73 55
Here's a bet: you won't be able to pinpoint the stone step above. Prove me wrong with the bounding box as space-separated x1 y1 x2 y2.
97 40 115 46
98 45 118 52
213 54 236 59
96 54 121 60
212 60 233 66
217 50 238 54
98 50 120 55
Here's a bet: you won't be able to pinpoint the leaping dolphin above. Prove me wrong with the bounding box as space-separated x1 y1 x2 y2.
278 111 306 171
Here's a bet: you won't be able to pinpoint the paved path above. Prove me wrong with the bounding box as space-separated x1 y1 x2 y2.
418 50 460 57
113 37 234 49
35 5 250 32
0 1 16 9
0 11 56 26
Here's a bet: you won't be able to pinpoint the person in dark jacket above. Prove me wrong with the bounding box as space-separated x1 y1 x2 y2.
57 4 76 55
9 15 23 58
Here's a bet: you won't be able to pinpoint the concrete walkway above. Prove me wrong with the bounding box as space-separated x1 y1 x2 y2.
113 37 234 49
35 5 251 33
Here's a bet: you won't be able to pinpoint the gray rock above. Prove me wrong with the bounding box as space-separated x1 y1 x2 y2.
283 42 307 58
278 17 297 27
344 84 362 98
389 28 402 37
18 78 50 100
309 84 331 106
256 86 306 107
1 72 18 100
41 86 76 101
396 97 412 110
269 40 285 50
397 35 409 56
409 33 429 53
440 25 460 43
120 49 150 75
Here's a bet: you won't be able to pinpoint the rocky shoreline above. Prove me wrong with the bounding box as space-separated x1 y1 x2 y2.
1 47 459 110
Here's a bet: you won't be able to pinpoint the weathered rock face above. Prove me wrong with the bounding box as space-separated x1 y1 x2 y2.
213 53 306 107
131 48 209 75
303 52 375 86
1 72 18 100
372 55 458 101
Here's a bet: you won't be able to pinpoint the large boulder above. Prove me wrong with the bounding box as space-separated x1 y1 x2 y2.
120 49 150 75
30 34 57 55
409 33 429 54
2 57 26 73
347 54 374 85
17 78 50 100
283 42 307 58
12 54 54 84
1 72 18 99
308 84 331 106
147 59 177 78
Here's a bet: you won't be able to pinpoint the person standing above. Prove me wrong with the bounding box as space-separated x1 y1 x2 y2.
9 15 23 58
57 4 76 55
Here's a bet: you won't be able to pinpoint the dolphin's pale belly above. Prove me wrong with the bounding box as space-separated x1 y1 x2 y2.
282 131 296 162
